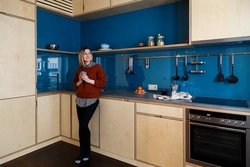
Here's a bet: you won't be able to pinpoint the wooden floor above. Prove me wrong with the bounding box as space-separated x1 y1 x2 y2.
0 141 136 167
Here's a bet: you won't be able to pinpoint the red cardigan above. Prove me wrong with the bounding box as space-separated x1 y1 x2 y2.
72 64 106 98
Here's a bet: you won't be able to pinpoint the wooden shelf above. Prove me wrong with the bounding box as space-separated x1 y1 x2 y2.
37 43 192 55
92 43 193 54
37 48 78 55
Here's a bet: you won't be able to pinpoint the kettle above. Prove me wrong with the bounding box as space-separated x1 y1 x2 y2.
170 84 181 95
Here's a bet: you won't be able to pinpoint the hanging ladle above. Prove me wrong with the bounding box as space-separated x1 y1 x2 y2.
183 56 188 81
227 54 238 84
173 57 180 80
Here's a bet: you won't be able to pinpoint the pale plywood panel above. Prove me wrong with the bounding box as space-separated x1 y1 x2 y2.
136 114 183 167
0 14 35 99
100 98 134 159
61 94 71 138
190 0 250 41
111 0 137 6
71 95 79 140
89 106 100 147
0 0 35 20
37 94 60 143
73 0 84 15
84 0 110 13
136 103 184 119
0 96 36 157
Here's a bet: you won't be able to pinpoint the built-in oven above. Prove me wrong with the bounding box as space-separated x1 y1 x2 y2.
186 109 250 167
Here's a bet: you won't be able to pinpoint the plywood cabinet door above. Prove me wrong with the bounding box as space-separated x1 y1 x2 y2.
61 94 71 138
71 95 100 147
0 96 36 157
83 0 110 13
37 94 60 143
100 98 134 159
111 0 136 6
190 0 250 43
0 14 35 100
0 0 35 20
136 114 184 167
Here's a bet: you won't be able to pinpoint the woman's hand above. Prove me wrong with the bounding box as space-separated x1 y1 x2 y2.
76 74 83 86
81 74 95 85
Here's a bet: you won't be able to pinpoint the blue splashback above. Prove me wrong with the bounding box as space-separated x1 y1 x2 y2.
37 2 250 100
37 9 81 52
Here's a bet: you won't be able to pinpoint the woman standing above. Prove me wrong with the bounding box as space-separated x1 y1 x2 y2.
72 47 106 164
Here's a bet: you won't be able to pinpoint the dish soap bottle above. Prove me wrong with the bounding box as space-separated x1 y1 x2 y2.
157 34 164 46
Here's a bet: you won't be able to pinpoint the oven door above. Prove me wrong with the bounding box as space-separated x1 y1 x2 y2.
186 121 248 167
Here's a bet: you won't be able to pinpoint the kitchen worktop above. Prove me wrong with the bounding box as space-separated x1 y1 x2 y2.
38 90 250 114
99 90 250 112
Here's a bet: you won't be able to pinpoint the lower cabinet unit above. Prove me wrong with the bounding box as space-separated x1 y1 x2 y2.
99 98 134 159
71 95 100 147
37 94 60 143
136 103 184 167
60 94 71 138
0 96 36 158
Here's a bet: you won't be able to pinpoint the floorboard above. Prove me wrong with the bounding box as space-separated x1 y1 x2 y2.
0 141 136 167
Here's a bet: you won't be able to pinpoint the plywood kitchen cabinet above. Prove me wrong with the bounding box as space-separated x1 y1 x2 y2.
37 94 60 143
0 13 35 100
60 94 71 138
71 95 100 147
136 103 184 167
190 0 250 44
111 0 137 6
83 0 110 13
0 96 36 158
0 0 35 20
37 0 84 16
99 98 134 159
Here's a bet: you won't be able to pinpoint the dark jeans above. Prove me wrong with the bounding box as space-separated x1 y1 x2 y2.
76 99 99 157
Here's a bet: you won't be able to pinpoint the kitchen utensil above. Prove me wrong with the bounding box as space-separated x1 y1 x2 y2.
227 54 238 84
190 70 205 74
216 54 224 82
170 84 181 95
190 61 205 65
173 57 180 80
183 56 188 81
126 57 135 74
145 58 149 69
46 44 59 50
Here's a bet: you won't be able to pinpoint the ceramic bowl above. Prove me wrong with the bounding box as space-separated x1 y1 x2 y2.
100 44 110 49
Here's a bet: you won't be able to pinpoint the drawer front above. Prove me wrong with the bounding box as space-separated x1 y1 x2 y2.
136 103 184 119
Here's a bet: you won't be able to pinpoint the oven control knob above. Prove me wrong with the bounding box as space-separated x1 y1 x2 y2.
226 120 231 124
233 121 238 125
196 116 200 119
220 119 225 123
241 122 245 126
191 115 195 118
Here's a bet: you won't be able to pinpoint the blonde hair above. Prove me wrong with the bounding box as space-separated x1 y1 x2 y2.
78 47 92 66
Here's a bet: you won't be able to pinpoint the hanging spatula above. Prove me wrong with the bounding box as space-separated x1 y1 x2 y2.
216 54 224 82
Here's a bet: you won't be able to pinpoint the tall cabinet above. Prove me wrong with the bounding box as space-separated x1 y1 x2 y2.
0 0 36 160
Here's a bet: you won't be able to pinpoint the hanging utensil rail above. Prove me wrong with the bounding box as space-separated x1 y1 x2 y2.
123 52 250 60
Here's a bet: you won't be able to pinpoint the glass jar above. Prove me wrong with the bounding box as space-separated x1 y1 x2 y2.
148 36 155 46
157 34 164 46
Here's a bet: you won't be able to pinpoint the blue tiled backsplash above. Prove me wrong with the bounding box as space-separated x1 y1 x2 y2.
37 43 250 100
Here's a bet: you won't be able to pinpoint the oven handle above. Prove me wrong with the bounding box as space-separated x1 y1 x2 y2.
190 122 246 134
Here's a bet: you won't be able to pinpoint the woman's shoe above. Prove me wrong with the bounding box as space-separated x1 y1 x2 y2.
75 155 83 164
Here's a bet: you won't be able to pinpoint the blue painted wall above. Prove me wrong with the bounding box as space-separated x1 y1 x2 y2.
37 1 250 100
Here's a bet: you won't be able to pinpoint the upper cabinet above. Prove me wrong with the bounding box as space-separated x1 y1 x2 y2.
111 0 137 6
0 0 35 20
84 0 110 13
37 0 84 16
190 0 250 44
37 0 181 21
